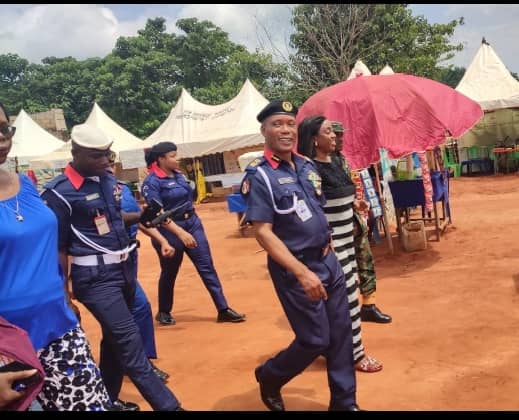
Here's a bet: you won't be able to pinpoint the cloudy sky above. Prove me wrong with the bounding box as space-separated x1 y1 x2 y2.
1 4 518 72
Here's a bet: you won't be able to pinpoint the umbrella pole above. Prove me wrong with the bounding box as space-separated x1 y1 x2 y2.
374 164 394 255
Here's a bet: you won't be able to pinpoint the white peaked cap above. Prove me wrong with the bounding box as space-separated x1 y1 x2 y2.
71 123 113 150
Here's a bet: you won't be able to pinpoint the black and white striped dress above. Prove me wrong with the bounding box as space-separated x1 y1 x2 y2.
314 159 365 364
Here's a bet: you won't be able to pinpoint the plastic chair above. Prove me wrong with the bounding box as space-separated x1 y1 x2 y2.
460 146 492 176
442 147 460 178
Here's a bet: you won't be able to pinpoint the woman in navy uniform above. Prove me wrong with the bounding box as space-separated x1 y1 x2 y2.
241 100 359 411
41 124 185 411
141 142 245 325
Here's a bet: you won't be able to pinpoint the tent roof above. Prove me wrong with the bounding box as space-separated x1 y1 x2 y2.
455 40 519 110
29 141 72 169
10 109 66 164
141 79 268 157
85 103 144 152
347 60 372 80
379 65 395 75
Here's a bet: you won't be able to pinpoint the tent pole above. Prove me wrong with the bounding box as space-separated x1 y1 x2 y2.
374 163 394 255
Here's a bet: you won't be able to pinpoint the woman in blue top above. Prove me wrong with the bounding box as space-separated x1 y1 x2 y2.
141 142 246 325
0 103 110 411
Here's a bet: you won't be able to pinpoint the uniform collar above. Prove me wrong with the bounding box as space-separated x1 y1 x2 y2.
64 164 85 190
264 148 304 169
148 162 182 178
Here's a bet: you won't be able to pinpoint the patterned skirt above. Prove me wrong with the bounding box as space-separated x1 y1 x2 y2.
36 325 110 411
324 195 365 364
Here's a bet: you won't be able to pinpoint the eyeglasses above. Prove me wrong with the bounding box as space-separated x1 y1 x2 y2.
0 125 16 137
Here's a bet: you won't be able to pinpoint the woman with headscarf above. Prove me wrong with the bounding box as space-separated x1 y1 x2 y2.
297 115 383 373
141 142 246 326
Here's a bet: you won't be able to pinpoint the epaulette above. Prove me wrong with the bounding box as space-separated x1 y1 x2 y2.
245 157 265 174
44 174 68 190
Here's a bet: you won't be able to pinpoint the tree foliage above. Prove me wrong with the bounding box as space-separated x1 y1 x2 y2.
0 17 287 137
288 4 464 102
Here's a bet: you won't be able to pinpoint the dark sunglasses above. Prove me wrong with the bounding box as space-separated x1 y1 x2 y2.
0 125 16 137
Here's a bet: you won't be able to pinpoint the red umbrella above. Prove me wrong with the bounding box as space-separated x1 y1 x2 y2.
296 74 483 170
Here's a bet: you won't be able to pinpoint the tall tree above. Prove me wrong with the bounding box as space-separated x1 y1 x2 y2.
289 4 464 102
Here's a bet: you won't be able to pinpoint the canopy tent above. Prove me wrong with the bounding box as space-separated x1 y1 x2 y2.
455 39 519 147
8 109 66 166
141 79 268 159
347 60 372 80
84 103 146 168
29 141 72 170
379 65 395 75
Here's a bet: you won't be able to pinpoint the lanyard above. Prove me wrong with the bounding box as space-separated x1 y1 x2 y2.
256 166 298 215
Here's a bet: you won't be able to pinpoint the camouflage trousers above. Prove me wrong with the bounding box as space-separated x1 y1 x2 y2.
352 212 377 297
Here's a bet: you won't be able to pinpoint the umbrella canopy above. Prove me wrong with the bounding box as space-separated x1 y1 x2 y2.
296 74 483 170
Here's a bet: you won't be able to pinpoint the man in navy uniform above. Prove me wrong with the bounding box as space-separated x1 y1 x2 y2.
41 124 185 411
241 100 360 411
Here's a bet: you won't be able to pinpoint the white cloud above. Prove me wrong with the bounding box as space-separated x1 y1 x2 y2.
443 5 519 72
0 4 120 62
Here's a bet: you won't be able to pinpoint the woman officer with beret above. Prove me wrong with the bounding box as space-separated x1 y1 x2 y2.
141 142 246 326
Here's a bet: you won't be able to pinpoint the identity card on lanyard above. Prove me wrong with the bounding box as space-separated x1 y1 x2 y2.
94 210 111 235
295 199 312 222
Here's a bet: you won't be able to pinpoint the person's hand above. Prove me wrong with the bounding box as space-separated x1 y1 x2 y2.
179 231 197 249
295 268 328 301
160 241 175 258
0 369 37 408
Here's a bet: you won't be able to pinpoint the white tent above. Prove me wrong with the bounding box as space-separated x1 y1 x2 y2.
8 109 66 166
456 40 519 111
347 60 372 80
379 65 395 75
455 39 519 147
29 141 72 170
142 79 268 158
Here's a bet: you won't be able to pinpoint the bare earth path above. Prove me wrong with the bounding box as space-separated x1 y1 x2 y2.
78 174 519 411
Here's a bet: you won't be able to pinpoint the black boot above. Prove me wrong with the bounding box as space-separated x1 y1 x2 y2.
360 304 392 323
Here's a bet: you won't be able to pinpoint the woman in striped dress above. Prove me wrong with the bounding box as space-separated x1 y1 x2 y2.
297 115 382 373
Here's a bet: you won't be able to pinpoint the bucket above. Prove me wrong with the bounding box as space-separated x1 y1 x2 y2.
402 221 427 252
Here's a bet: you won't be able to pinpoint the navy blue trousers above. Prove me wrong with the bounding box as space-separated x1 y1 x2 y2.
129 250 157 359
153 215 228 314
262 250 356 409
70 259 179 411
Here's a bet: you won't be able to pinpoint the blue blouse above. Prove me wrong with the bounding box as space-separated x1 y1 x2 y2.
0 175 78 351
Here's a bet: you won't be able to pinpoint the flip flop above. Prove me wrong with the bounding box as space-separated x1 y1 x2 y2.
355 355 383 373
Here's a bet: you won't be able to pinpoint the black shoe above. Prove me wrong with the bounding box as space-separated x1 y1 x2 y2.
254 365 285 411
360 304 392 324
108 399 140 411
329 403 363 411
149 360 170 383
155 311 176 325
217 308 246 323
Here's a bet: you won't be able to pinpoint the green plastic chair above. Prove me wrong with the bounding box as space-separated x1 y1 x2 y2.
443 146 460 177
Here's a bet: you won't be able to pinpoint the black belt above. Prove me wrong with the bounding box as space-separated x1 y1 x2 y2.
171 209 195 221
294 243 331 261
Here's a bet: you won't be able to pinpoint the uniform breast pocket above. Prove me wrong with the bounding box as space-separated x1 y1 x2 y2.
273 184 301 214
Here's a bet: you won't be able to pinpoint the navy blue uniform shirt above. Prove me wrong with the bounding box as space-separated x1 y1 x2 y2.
41 164 130 256
241 149 332 253
141 163 194 216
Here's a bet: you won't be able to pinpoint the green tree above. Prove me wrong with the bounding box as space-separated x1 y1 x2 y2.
438 66 465 88
289 4 464 101
0 53 30 113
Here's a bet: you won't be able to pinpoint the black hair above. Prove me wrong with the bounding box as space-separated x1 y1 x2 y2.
296 115 326 159
144 141 177 168
0 102 9 120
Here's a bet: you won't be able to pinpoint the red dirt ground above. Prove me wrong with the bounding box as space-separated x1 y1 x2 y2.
78 173 519 411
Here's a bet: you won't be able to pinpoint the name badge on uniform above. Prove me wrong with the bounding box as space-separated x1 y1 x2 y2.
295 200 312 222
85 192 100 201
278 177 295 185
94 214 111 235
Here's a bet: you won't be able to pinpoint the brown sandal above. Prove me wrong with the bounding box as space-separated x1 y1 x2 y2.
355 355 383 373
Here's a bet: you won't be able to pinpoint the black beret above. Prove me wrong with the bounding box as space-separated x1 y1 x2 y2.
257 100 298 123
145 141 177 167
